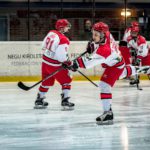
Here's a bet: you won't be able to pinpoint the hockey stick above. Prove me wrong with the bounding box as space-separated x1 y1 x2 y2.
18 67 63 91
131 50 143 90
136 61 143 91
136 74 142 90
18 51 88 91
77 70 98 87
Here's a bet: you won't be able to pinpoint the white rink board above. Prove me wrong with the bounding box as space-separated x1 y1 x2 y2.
0 41 103 76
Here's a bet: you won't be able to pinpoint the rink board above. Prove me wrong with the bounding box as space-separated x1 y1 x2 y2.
0 41 149 81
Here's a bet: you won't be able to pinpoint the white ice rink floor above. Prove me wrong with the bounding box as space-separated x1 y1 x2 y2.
0 80 150 150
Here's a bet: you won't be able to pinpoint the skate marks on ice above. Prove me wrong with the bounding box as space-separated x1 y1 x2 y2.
0 81 150 149
115 79 150 89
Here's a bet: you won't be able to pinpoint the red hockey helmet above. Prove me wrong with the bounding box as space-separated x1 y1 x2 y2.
92 22 109 33
131 21 139 27
55 19 71 30
131 26 140 32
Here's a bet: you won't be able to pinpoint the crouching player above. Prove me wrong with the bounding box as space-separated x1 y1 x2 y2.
119 21 139 65
126 25 150 84
67 22 150 124
34 19 74 110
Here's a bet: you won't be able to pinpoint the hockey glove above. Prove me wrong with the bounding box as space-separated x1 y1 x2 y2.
62 61 72 69
70 60 79 72
86 41 95 54
135 58 141 66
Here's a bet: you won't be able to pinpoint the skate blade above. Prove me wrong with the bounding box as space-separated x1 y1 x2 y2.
61 106 74 111
129 84 137 87
34 105 47 109
96 120 113 125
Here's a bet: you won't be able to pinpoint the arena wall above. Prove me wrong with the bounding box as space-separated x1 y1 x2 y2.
0 41 149 81
0 41 103 81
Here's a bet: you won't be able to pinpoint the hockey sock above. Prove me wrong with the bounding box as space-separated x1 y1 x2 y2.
38 91 46 98
99 81 112 112
101 93 112 111
62 89 70 98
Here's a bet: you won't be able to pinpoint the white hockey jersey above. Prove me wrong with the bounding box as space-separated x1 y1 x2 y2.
127 35 149 59
77 32 124 69
42 30 70 66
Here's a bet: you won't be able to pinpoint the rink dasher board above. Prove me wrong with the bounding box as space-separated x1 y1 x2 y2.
0 41 149 81
0 41 103 77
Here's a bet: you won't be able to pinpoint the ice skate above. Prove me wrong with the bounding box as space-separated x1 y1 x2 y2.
34 93 48 109
96 110 113 125
61 94 75 111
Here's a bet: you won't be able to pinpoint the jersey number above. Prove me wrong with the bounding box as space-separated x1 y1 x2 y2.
46 37 54 50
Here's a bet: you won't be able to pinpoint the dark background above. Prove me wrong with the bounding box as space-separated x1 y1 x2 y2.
0 0 150 41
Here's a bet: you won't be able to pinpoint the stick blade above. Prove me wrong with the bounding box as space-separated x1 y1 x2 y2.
17 82 30 91
138 87 143 91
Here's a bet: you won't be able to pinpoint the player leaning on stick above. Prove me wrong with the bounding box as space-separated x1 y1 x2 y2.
67 22 150 124
34 19 74 110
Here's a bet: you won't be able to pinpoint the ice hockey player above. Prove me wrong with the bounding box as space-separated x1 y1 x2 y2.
119 21 139 65
123 21 139 42
126 25 150 85
34 19 74 110
67 22 150 125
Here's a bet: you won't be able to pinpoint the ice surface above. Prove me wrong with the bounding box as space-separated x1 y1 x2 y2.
0 80 150 150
